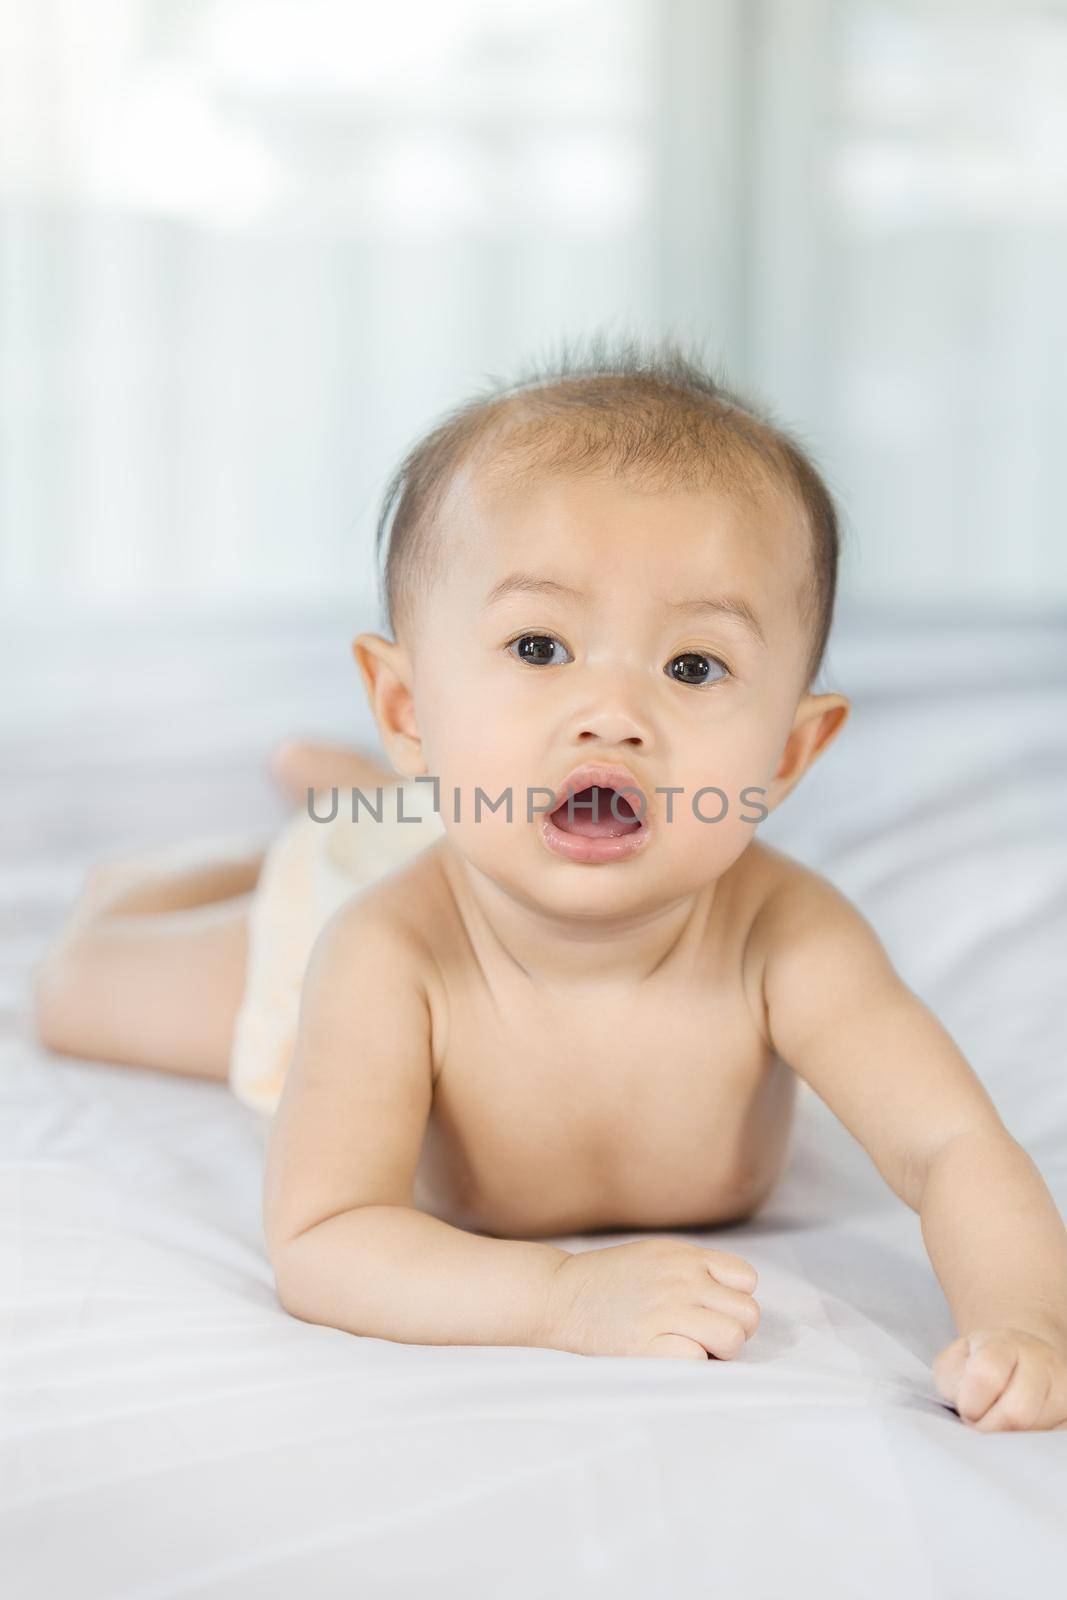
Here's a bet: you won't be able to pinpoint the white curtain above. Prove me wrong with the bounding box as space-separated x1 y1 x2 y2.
2 0 1065 616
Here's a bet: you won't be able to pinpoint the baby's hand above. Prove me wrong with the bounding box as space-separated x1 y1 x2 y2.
542 1238 760 1360
933 1328 1067 1431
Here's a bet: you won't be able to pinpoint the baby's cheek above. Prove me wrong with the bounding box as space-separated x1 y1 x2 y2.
658 747 767 829
417 712 492 793
654 750 762 853
664 801 759 877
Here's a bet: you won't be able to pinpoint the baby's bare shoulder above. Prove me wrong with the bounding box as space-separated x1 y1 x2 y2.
324 843 448 968
742 841 867 956
311 840 462 1027
736 843 872 1038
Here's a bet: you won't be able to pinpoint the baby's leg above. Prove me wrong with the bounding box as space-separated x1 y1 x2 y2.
270 737 399 809
31 847 265 1083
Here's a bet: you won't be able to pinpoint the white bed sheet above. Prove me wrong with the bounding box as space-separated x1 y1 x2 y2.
2 602 1066 1598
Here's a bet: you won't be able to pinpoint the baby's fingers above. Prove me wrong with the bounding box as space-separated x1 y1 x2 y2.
701 1281 761 1338
703 1250 757 1293
646 1332 708 1361
673 1306 749 1361
973 1353 1052 1433
954 1334 1020 1425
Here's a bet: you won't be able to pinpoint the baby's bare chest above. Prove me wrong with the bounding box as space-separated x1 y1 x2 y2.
413 978 796 1240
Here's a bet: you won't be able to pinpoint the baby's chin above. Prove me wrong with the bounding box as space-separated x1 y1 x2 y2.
446 820 723 919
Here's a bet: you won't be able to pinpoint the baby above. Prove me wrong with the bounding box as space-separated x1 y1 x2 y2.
33 339 1067 1432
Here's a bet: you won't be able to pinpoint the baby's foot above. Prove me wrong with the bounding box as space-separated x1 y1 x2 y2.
269 738 398 808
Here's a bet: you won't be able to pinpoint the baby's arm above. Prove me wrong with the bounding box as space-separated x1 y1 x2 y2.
263 898 568 1348
264 894 762 1361
752 864 1067 1432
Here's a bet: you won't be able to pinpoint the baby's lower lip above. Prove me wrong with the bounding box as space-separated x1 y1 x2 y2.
539 809 651 864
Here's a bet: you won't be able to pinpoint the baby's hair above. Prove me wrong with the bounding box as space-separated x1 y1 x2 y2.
374 330 841 689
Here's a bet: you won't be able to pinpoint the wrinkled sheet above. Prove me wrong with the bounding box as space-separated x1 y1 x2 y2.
2 603 1066 1598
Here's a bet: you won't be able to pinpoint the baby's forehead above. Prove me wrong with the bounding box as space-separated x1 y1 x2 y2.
438 441 808 599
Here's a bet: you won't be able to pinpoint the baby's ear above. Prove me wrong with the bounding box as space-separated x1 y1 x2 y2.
351 632 425 777
797 691 851 768
766 691 851 807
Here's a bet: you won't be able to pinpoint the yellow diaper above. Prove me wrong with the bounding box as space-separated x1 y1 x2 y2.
229 780 445 1115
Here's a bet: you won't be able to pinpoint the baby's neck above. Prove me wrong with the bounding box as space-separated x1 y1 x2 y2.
439 843 720 991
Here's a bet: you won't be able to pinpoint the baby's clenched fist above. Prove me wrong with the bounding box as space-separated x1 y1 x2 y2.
933 1328 1067 1432
540 1237 759 1360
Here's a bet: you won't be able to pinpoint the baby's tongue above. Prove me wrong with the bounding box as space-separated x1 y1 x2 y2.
550 785 640 838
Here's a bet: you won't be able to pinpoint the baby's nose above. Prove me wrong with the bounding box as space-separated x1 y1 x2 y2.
564 655 657 749
571 704 651 750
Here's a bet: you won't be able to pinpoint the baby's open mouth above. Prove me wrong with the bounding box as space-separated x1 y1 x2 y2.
548 784 643 839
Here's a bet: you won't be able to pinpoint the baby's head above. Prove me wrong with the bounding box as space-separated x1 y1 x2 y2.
354 334 850 916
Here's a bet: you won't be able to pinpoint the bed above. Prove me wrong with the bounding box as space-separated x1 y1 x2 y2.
3 601 1066 1597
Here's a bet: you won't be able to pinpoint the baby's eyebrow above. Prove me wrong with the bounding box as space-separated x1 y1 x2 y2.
664 594 767 647
482 571 767 647
482 573 584 608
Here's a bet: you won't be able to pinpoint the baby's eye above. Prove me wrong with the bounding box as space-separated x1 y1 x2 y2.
507 633 572 667
665 651 729 688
